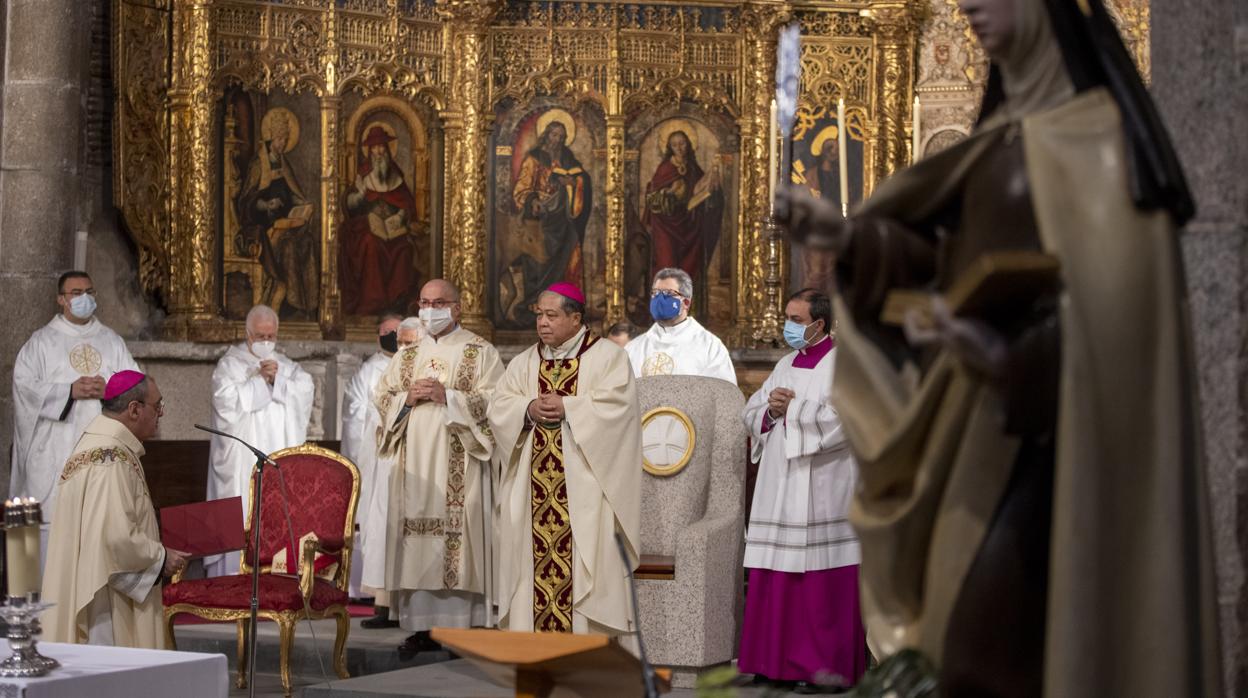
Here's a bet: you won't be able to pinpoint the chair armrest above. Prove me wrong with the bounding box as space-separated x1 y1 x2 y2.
675 511 743 587
299 538 320 601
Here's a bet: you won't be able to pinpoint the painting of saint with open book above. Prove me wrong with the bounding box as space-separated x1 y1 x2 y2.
642 120 725 282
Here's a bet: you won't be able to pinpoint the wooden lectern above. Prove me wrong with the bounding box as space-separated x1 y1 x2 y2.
430 627 671 698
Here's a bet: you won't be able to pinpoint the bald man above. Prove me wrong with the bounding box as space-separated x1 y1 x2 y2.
372 280 504 655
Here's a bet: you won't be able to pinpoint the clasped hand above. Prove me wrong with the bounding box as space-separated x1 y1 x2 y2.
71 375 107 400
405 378 447 406
774 185 851 256
767 388 796 420
258 360 278 385
163 548 189 577
527 393 565 424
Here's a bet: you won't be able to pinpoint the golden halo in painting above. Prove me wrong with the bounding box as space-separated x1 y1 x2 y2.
810 125 840 157
260 107 300 152
535 108 577 146
360 120 399 158
655 119 698 156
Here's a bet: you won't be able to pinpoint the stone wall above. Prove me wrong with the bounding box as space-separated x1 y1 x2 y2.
1153 1 1248 695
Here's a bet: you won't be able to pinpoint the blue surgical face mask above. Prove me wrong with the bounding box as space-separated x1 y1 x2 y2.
783 319 811 350
650 293 682 322
69 293 97 320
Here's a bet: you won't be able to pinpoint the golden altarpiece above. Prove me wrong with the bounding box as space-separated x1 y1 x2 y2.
112 0 1146 346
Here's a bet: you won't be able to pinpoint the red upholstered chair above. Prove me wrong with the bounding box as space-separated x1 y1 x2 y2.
163 444 360 697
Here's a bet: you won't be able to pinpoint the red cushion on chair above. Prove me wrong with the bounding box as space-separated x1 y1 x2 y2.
163 574 348 613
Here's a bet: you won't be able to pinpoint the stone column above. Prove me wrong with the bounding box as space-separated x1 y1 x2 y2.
437 0 500 338
1152 2 1248 696
0 0 93 494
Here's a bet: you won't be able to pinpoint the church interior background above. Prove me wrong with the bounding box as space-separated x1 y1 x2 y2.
3 0 1247 694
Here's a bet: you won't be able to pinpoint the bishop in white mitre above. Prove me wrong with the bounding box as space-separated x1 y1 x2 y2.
341 313 402 603
625 267 736 384
490 283 641 641
373 281 503 651
207 304 314 576
11 272 139 528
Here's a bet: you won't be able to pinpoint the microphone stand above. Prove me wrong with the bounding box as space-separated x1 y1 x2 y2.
614 532 658 698
195 424 277 698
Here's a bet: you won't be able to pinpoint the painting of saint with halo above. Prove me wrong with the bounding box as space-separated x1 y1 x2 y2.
642 120 724 282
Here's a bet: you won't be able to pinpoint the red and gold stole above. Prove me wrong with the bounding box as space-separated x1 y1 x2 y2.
530 332 599 633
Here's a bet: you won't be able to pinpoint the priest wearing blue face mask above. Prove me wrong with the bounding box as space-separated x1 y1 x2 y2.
11 271 140 538
739 288 864 691
624 267 736 384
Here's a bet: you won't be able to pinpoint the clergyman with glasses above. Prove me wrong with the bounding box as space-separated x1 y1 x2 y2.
43 370 188 648
623 267 736 384
371 279 505 657
11 270 139 531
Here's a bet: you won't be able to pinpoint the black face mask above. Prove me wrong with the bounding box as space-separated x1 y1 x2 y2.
379 331 399 354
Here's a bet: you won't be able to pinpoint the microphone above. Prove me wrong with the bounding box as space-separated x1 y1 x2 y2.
614 531 659 698
194 423 278 468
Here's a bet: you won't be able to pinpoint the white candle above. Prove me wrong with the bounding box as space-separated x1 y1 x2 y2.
4 499 38 598
837 99 849 217
768 99 778 212
912 95 922 162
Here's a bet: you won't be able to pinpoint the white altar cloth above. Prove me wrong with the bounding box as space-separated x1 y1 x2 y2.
0 642 227 697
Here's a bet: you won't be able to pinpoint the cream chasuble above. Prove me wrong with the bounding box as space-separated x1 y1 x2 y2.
207 343 314 575
490 328 642 637
11 315 139 521
342 351 393 596
374 327 503 619
43 415 166 649
625 317 737 385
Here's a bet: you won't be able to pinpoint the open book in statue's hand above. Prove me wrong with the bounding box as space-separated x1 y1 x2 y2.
881 251 1061 329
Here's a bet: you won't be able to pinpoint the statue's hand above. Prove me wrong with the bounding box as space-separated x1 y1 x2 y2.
775 185 850 256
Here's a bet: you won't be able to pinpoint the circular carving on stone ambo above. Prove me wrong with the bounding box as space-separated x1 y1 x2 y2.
641 406 696 477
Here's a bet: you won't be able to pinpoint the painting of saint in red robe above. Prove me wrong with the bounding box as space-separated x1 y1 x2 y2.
339 124 421 316
643 127 724 282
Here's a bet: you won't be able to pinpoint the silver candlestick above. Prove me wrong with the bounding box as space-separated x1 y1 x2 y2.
0 598 58 677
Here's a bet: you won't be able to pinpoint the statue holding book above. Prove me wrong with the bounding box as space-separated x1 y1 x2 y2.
780 1 1221 696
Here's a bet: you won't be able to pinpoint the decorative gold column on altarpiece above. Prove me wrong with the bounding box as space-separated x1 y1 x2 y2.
165 0 218 339
438 0 501 338
864 1 921 180
739 1 791 348
318 7 343 339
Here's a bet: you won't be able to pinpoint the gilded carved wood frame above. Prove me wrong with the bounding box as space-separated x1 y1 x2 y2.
114 0 923 346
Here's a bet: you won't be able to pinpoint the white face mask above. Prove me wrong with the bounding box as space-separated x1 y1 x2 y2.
69 294 97 320
250 340 276 360
419 307 453 335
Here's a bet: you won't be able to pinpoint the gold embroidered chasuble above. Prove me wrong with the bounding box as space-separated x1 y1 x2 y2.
374 326 503 595
42 415 167 648
490 327 642 637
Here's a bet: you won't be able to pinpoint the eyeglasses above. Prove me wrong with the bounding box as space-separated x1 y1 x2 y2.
60 289 97 297
417 299 457 309
650 289 684 299
139 399 165 413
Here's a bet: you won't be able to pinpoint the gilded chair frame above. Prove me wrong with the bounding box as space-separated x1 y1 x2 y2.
163 443 362 697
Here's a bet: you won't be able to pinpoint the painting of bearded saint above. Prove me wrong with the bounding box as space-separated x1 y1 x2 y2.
644 127 724 281
340 125 421 315
501 110 592 323
239 107 319 319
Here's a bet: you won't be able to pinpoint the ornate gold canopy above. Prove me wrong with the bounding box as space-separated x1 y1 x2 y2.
114 0 926 345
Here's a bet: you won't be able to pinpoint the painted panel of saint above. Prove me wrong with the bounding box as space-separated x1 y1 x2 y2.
625 115 733 325
221 88 321 321
789 114 865 293
338 100 430 318
491 103 604 330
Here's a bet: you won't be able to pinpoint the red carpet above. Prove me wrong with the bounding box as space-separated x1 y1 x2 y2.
173 603 374 625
